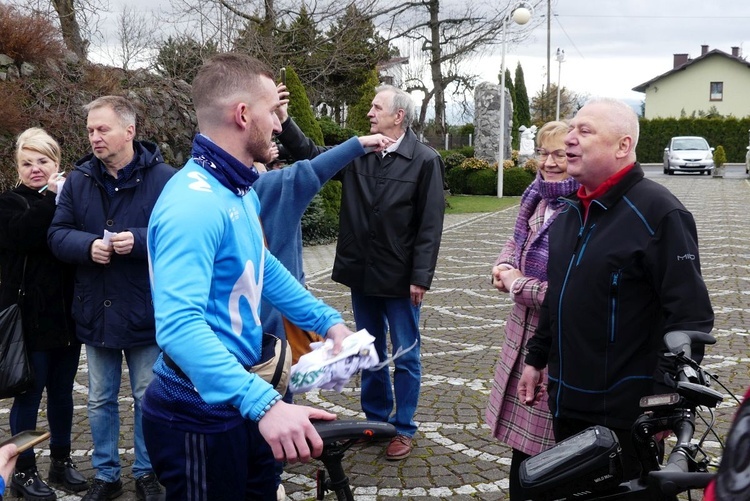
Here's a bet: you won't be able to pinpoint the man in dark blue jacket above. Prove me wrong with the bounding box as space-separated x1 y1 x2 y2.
518 98 714 480
49 96 175 501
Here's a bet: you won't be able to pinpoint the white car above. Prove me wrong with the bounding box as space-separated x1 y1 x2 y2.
663 136 714 175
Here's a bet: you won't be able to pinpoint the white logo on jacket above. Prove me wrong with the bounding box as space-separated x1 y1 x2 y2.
228 253 265 335
187 171 212 192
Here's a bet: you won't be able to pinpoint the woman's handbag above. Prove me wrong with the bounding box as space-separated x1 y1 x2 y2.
0 254 33 399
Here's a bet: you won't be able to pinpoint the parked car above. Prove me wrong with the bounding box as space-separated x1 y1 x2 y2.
663 136 714 175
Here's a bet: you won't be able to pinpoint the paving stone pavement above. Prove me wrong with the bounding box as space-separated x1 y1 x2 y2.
1 174 748 500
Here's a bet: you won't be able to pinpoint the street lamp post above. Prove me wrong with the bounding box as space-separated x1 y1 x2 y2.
555 48 565 121
497 4 532 198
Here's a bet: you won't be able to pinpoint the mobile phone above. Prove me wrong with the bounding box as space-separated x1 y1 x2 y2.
0 430 51 454
280 67 286 86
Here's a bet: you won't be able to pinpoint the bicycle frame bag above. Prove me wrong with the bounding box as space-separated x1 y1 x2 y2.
519 425 623 501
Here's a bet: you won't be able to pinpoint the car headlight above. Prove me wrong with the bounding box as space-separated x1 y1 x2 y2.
704 152 713 161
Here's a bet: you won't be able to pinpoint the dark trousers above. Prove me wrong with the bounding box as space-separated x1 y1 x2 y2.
553 417 641 480
10 343 81 468
509 448 531 501
143 416 277 501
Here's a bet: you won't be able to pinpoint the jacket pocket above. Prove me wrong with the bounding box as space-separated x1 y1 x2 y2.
72 280 95 328
607 271 621 343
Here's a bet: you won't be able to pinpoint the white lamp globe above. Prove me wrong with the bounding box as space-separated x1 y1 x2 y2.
512 7 532 25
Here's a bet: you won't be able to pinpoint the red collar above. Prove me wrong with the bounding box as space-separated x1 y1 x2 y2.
577 163 635 213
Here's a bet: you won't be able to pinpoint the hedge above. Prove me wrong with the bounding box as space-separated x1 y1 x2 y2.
637 117 750 163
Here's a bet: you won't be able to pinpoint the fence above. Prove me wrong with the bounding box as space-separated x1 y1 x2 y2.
420 134 473 150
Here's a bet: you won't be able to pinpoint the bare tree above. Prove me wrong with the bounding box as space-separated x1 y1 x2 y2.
380 0 544 137
50 0 88 59
9 0 110 61
101 5 156 71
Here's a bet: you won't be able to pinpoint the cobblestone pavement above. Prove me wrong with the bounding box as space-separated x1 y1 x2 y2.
1 174 748 500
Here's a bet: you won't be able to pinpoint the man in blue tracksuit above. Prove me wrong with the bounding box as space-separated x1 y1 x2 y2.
519 98 714 480
142 53 388 500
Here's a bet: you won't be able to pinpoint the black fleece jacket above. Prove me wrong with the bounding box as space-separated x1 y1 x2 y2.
525 163 714 429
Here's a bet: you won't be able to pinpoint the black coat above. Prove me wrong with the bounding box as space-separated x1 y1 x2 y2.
277 119 445 297
0 184 76 351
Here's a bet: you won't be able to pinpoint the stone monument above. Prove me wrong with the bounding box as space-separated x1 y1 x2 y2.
474 82 513 165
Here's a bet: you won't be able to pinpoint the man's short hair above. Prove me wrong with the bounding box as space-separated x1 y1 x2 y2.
585 97 640 148
375 84 414 131
83 95 137 128
192 53 274 118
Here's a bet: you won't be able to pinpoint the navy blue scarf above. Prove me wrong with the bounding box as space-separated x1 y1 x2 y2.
191 134 259 196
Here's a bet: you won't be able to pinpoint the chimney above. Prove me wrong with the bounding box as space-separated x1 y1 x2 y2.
732 46 741 57
701 45 709 55
673 53 689 68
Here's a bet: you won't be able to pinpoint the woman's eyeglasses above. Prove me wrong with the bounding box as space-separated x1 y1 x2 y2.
536 148 567 162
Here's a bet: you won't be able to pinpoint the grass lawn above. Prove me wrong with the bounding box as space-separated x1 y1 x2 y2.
445 195 519 214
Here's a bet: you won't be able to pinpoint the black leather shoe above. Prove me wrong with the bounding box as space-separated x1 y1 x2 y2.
135 473 165 501
48 456 88 492
81 478 123 501
10 467 56 500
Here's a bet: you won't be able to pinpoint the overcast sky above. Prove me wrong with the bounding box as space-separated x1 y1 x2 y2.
106 0 750 113
478 0 750 105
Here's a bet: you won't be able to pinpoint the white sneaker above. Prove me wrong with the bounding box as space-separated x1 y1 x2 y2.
276 484 286 501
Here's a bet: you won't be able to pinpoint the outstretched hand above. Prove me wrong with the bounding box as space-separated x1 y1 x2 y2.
258 401 336 462
358 134 393 153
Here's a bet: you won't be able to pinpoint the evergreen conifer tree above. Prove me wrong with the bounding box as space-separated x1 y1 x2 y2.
286 66 324 145
346 69 379 135
514 62 531 133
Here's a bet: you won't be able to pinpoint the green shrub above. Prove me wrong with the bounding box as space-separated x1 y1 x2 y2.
466 169 497 195
459 157 491 171
503 168 534 196
286 66 324 145
318 116 358 146
446 167 469 194
455 145 474 157
319 179 342 215
713 144 727 167
523 157 539 175
442 152 466 172
301 179 341 245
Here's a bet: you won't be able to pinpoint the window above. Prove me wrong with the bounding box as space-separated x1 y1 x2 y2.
710 82 723 101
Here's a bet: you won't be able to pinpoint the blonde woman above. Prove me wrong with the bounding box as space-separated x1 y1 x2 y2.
485 121 579 500
0 128 87 499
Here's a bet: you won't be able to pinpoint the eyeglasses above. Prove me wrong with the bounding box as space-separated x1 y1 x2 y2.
536 148 567 162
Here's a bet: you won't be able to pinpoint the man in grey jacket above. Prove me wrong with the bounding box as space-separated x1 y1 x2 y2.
276 84 445 460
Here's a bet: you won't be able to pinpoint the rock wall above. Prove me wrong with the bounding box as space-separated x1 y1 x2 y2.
473 81 513 165
0 53 196 190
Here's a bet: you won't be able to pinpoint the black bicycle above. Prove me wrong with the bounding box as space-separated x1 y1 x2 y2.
519 330 737 501
311 419 396 501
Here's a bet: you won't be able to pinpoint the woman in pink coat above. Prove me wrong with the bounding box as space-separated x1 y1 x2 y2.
485 121 579 500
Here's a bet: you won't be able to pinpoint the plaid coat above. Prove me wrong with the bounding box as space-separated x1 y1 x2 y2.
485 201 555 456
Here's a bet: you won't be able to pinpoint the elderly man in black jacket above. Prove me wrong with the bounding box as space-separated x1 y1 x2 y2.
276 84 445 460
518 98 714 480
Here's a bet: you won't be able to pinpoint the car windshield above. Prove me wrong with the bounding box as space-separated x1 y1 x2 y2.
672 138 709 150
